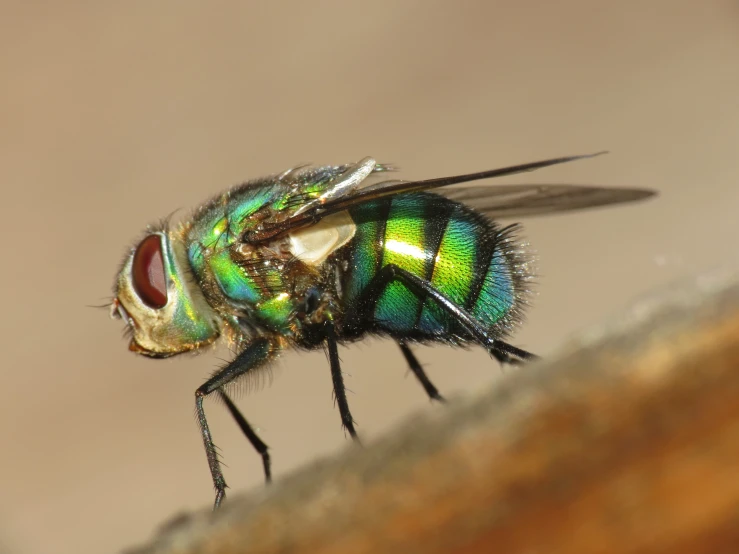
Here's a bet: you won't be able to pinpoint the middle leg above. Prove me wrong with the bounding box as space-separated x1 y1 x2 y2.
324 321 359 440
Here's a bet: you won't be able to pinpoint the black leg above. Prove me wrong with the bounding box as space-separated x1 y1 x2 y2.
195 338 276 509
353 264 536 364
324 322 359 440
397 341 445 402
217 390 272 484
489 341 538 365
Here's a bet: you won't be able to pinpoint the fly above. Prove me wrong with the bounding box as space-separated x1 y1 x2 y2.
109 152 655 508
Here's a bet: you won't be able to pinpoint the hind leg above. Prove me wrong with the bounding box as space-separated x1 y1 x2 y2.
347 264 536 364
397 341 445 402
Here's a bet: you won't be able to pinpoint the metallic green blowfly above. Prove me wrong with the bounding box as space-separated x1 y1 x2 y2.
110 153 655 508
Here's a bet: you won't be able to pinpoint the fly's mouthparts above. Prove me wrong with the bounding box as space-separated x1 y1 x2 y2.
109 298 121 319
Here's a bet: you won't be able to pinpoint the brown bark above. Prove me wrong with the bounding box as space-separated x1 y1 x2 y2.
127 271 739 554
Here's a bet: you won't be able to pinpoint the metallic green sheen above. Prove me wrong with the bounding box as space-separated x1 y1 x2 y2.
188 242 206 275
185 185 281 315
186 186 277 269
375 197 427 331
230 187 276 222
209 249 262 303
256 294 295 331
183 175 346 333
343 193 517 339
345 202 385 304
472 253 514 326
419 215 476 332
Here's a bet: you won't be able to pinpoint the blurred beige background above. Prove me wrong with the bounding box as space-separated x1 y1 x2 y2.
1 1 738 553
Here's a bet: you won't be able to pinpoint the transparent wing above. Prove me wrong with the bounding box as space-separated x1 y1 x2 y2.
437 183 655 219
246 152 655 242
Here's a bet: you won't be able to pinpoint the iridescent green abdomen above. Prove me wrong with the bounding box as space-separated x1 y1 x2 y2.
343 192 525 340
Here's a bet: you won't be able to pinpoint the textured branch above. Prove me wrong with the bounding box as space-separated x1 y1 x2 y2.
126 271 739 554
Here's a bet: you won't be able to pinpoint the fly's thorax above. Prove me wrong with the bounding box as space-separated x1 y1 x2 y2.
113 231 221 357
186 209 356 336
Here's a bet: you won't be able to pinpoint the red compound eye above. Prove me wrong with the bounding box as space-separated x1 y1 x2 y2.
132 235 168 309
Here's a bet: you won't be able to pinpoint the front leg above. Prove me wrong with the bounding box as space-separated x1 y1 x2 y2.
195 337 279 509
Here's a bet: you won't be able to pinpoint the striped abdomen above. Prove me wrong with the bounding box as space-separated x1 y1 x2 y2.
342 192 529 341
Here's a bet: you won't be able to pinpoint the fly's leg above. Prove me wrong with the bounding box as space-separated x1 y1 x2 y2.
397 341 445 402
195 338 277 509
218 390 271 483
489 341 538 365
324 322 359 440
351 264 536 364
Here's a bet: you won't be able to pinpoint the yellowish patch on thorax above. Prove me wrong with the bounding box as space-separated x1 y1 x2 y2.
288 211 356 266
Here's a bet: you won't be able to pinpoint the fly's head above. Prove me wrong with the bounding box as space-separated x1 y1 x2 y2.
111 231 220 358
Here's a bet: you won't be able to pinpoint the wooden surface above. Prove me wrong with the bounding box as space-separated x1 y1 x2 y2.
126 271 739 554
